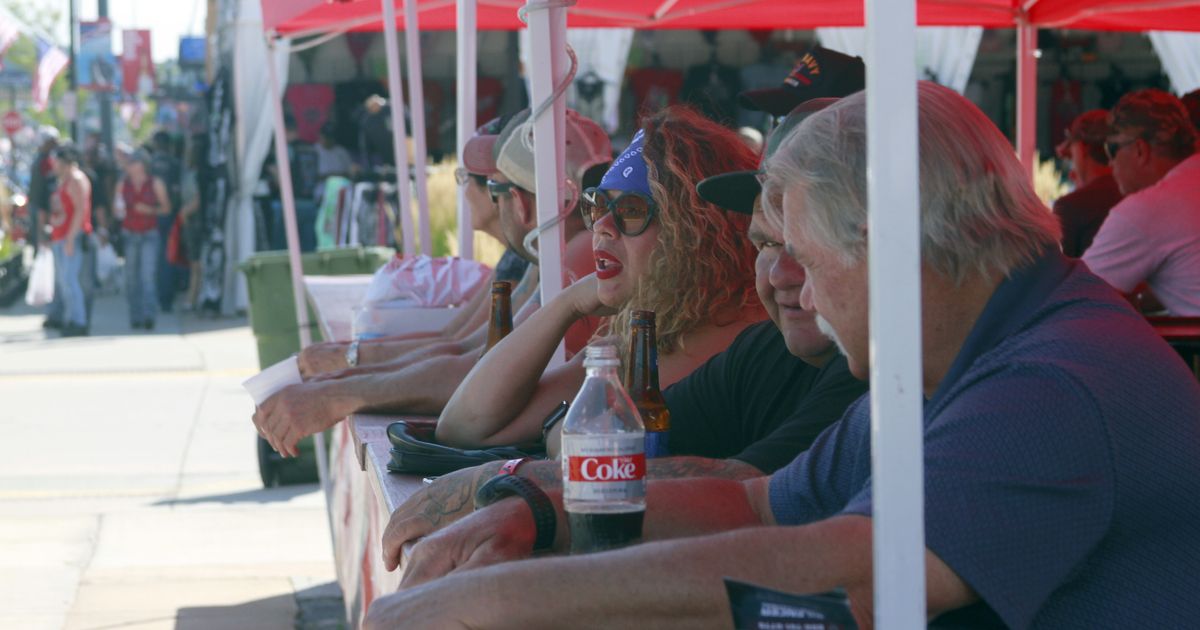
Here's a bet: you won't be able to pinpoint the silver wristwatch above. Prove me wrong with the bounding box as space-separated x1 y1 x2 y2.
345 340 360 367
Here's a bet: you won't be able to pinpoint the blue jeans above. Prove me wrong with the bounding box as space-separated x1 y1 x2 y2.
124 229 159 324
50 236 87 327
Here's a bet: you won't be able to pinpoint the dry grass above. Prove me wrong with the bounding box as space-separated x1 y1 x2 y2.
1033 153 1071 207
405 160 507 267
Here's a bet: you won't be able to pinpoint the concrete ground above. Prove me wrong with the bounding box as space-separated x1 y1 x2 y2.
0 286 343 630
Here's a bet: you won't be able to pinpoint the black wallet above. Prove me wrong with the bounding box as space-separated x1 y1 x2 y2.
385 420 545 475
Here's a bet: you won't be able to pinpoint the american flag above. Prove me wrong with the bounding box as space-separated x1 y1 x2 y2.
33 36 69 112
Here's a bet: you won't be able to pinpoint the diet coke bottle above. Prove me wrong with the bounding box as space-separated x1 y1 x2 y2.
561 343 646 554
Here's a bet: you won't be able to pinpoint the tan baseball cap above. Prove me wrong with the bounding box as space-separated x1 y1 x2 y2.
493 109 612 191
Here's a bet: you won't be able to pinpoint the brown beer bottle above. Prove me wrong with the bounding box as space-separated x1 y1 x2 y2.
481 281 514 356
626 310 670 458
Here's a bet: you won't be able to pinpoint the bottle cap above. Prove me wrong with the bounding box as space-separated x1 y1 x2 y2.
583 342 620 367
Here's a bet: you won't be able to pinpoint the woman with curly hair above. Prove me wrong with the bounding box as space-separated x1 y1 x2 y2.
437 105 763 449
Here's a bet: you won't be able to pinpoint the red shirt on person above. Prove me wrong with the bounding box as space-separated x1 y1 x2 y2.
121 177 159 233
49 179 93 242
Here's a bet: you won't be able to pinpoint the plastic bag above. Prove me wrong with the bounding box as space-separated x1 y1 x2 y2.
363 254 491 307
95 242 119 285
25 246 55 307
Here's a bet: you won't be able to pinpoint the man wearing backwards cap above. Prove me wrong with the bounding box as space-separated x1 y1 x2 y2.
294 113 538 378
252 111 609 460
1052 109 1123 257
375 98 865 595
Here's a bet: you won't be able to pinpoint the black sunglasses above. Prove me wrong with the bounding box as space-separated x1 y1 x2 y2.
1104 138 1136 161
487 179 517 204
581 187 658 237
455 167 488 188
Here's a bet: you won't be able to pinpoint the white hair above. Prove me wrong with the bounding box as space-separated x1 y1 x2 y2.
763 81 1060 284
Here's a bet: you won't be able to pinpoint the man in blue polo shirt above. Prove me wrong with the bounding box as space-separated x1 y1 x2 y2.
361 83 1200 629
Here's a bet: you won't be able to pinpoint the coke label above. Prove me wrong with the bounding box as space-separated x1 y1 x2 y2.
567 454 646 482
562 434 645 504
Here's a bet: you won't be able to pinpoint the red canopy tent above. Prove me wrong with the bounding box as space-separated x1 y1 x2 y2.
254 1 1200 625
265 0 1200 35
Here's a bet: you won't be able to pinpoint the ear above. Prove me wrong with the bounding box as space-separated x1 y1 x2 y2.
516 190 537 228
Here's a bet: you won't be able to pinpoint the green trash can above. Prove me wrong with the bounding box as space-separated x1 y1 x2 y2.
239 246 394 487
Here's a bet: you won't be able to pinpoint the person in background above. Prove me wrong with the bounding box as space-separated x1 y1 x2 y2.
357 94 394 169
119 151 171 330
179 136 207 311
1052 110 1123 257
150 131 182 313
1180 87 1199 141
45 143 93 338
315 123 354 182
1083 88 1200 315
29 126 59 257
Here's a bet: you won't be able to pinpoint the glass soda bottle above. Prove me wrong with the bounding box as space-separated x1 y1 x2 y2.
626 310 670 458
561 343 646 554
480 281 514 357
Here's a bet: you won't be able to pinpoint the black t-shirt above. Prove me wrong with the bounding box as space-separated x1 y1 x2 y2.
494 247 531 285
664 320 868 474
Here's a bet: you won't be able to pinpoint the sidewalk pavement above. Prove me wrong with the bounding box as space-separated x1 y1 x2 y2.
0 289 342 629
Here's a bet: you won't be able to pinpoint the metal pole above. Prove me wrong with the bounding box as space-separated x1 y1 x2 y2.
1016 22 1038 173
402 0 432 254
865 0 925 626
381 0 416 256
455 0 477 259
98 0 113 160
69 0 81 143
265 37 333 518
525 0 568 368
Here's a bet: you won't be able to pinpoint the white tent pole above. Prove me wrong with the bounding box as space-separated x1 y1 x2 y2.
381 0 417 256
403 0 433 254
1016 20 1038 172
265 35 334 530
864 0 926 626
526 0 568 368
455 0 478 259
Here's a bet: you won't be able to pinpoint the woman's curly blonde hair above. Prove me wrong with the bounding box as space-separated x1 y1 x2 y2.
607 105 762 357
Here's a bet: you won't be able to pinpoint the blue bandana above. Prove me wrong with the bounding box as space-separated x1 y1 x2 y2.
599 129 652 198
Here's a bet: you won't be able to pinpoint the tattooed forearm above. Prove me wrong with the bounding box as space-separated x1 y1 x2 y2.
418 462 503 528
647 456 763 481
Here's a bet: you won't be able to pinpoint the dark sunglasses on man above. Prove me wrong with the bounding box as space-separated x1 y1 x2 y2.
487 179 517 204
455 167 489 188
581 187 658 237
1104 137 1137 161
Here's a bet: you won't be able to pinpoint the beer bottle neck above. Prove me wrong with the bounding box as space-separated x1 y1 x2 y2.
626 325 660 393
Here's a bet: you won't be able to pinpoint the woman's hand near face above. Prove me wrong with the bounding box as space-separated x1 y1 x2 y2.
562 273 619 319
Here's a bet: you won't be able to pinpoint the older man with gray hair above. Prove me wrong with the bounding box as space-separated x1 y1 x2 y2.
361 82 1200 630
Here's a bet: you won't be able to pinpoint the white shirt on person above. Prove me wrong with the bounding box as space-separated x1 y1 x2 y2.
1083 152 1200 316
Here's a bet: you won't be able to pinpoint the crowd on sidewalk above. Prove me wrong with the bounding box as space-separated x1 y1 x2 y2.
28 127 211 336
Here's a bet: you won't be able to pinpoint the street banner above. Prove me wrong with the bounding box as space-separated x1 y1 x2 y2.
121 29 154 96
79 20 116 91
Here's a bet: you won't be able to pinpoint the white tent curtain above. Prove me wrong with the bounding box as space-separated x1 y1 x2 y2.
817 27 983 94
1148 31 1200 94
228 0 291 312
519 28 635 132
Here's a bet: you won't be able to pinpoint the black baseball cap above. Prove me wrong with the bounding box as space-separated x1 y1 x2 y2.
738 46 865 117
696 98 838 215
